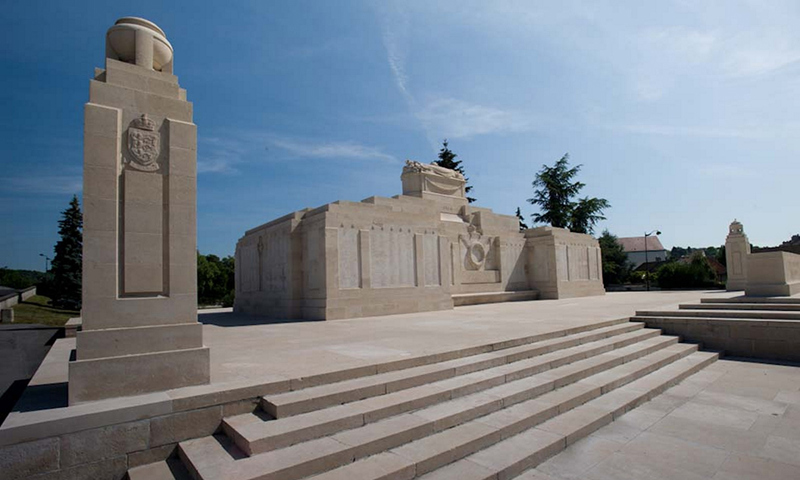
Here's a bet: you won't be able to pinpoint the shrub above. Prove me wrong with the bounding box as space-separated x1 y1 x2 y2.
656 253 717 289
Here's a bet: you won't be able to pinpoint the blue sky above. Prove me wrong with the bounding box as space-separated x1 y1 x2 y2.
1 1 798 271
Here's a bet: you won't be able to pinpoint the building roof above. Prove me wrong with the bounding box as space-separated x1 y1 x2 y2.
618 236 666 253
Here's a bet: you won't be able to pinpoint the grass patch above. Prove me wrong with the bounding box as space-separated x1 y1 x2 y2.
11 295 78 326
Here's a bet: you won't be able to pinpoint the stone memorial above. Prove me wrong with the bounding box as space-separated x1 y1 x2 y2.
68 17 209 404
725 219 750 291
235 160 604 320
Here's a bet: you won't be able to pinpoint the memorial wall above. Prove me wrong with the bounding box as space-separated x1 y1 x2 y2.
235 161 604 320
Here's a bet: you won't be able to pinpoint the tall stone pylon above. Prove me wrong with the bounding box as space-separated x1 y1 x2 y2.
725 219 750 291
69 17 210 404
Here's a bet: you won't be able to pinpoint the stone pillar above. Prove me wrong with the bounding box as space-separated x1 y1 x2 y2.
725 219 750 291
68 17 209 404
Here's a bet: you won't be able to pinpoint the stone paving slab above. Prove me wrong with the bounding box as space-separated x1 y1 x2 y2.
529 358 800 480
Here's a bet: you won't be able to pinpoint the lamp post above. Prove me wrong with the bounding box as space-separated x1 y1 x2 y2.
643 230 661 291
39 253 51 272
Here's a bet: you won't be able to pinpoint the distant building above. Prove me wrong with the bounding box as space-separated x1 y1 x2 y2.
618 236 668 269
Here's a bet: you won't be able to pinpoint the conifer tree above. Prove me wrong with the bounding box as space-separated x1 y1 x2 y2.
515 207 528 231
50 195 82 309
527 153 609 234
433 139 476 203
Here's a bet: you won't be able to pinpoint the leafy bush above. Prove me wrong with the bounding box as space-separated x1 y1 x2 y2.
656 253 718 289
197 252 235 306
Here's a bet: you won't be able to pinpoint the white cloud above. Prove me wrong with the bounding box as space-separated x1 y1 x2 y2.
1 176 82 195
605 123 766 140
271 138 397 163
416 97 535 139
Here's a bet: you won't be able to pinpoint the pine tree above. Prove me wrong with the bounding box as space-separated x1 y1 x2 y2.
50 195 82 309
433 140 476 203
515 207 528 231
598 230 631 285
527 153 609 234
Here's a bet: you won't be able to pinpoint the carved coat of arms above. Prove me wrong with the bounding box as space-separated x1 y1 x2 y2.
127 114 160 171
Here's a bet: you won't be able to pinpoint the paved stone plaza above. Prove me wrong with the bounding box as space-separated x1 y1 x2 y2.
25 290 728 390
527 359 800 480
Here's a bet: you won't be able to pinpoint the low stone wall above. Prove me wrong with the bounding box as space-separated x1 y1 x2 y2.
19 286 36 302
0 287 36 311
0 385 264 480
637 316 800 363
0 293 17 310
745 251 800 296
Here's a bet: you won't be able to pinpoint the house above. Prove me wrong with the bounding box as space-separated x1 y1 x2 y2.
618 235 668 269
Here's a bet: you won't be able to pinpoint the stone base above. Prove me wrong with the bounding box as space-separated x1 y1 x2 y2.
68 347 210 404
745 281 800 297
726 280 746 291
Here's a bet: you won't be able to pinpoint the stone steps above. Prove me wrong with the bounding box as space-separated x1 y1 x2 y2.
128 458 193 480
452 291 539 307
175 325 715 480
223 326 662 455
259 322 646 418
415 350 717 480
701 296 800 304
636 309 800 320
308 345 707 480
680 302 800 311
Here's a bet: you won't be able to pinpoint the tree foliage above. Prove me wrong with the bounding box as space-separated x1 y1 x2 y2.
433 139 476 203
0 268 44 289
527 154 609 234
656 252 718 289
598 230 631 285
197 252 235 307
515 207 528 231
50 196 82 309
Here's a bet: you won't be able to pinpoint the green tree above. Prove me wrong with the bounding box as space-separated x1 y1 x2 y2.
598 230 631 285
50 195 82 309
433 139 476 203
197 252 236 307
527 153 610 234
716 245 726 267
515 207 528 231
656 252 718 289
570 197 611 235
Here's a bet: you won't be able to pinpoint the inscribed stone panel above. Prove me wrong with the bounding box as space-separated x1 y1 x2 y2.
338 228 361 289
371 227 415 288
123 170 163 294
423 233 440 286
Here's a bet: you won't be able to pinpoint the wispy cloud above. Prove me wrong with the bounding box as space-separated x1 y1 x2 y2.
197 137 251 174
1 176 82 195
271 138 397 163
378 4 536 144
197 132 398 173
416 97 536 139
604 123 765 140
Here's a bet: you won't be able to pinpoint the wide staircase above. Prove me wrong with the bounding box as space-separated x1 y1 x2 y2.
631 294 800 363
129 318 717 480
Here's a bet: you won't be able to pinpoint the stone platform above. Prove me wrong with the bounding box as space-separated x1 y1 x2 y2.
633 293 800 363
0 291 737 479
529 358 800 480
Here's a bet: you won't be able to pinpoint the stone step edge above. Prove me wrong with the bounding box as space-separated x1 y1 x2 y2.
128 458 192 480
282 318 631 393
260 322 649 418
178 337 687 479
679 303 800 311
415 349 718 480
228 328 664 455
636 309 800 319
452 291 539 307
632 315 800 326
304 344 706 480
700 297 800 304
